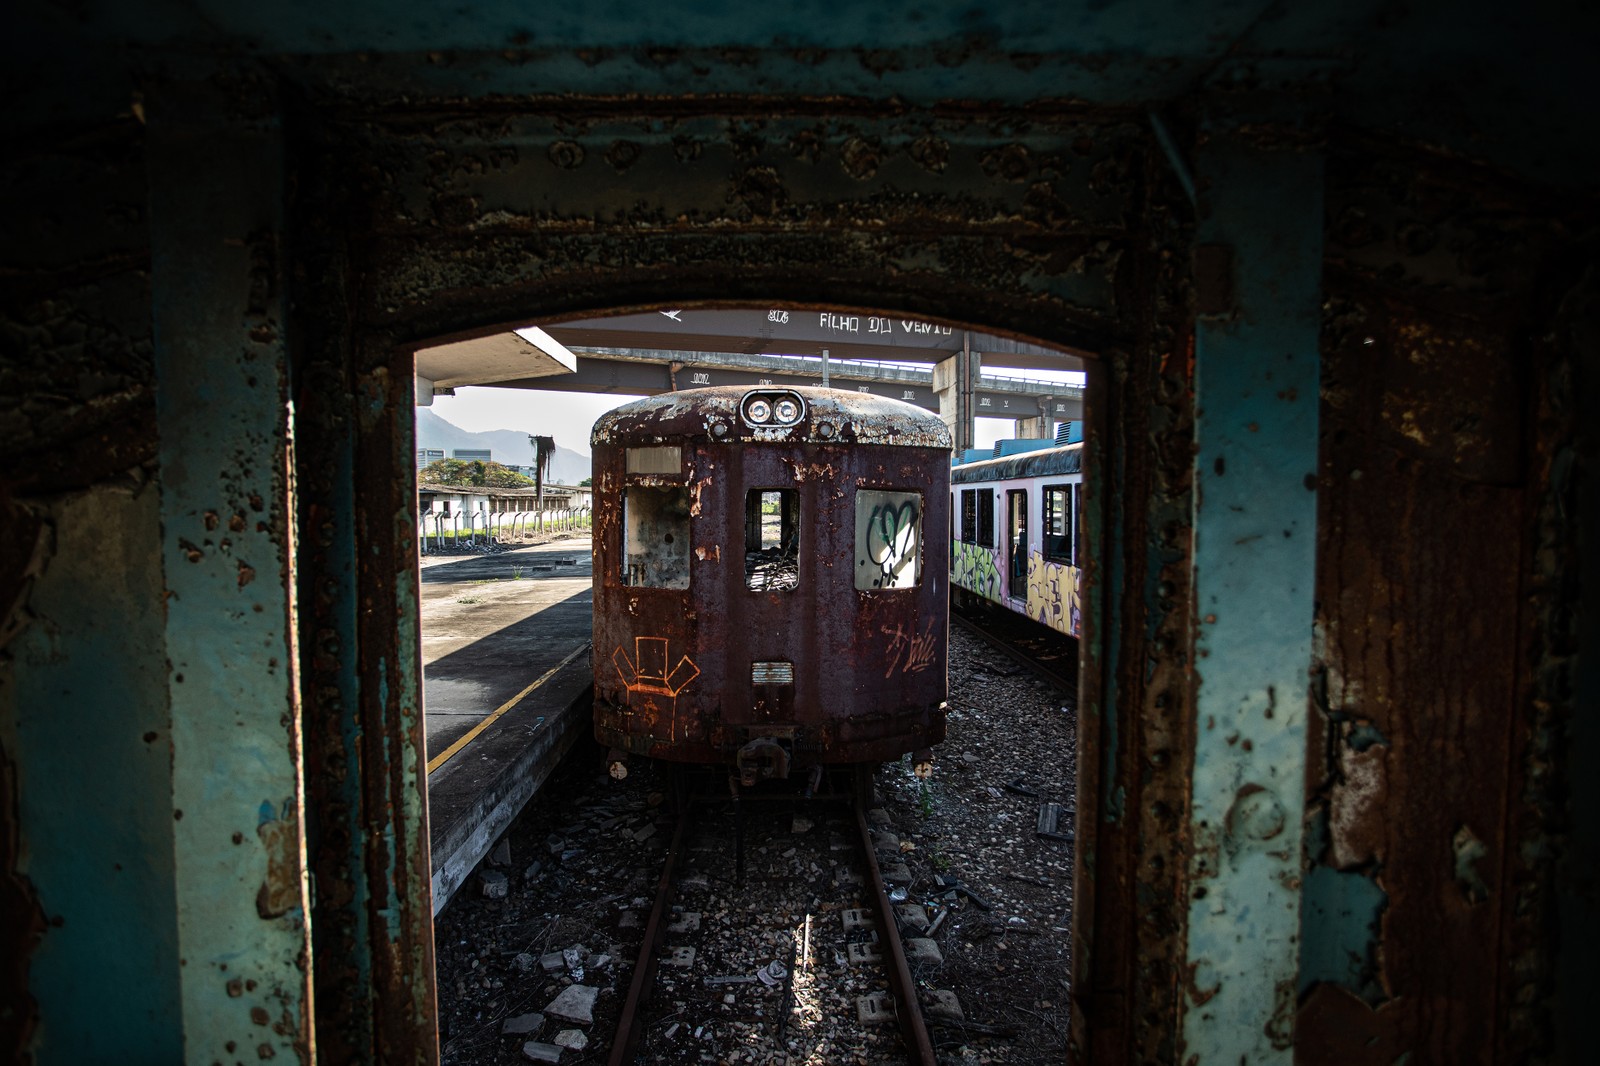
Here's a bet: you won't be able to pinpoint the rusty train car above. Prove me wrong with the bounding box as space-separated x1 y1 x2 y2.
591 386 952 786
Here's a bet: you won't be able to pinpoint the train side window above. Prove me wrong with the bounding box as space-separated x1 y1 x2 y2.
855 489 922 590
1044 484 1073 563
622 486 692 589
960 489 978 543
745 488 799 591
977 487 996 548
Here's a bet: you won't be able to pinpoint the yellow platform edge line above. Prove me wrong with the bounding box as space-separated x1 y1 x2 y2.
426 642 592 775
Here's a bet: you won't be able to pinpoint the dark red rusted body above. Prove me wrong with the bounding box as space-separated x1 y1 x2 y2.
591 386 951 768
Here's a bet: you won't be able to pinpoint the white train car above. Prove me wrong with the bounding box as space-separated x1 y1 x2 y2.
949 441 1084 637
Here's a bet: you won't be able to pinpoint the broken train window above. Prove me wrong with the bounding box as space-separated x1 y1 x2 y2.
623 486 692 589
855 489 922 591
745 489 799 591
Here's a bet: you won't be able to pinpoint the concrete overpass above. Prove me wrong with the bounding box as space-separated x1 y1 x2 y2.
412 308 1088 449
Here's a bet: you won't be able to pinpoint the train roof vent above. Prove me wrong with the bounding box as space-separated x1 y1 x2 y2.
1055 421 1084 445
991 439 1058 458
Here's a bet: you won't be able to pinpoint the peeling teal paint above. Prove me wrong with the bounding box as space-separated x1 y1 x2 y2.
1300 815 1388 1004
1182 114 1324 1063
3 489 184 1063
147 88 310 1061
1346 721 1389 752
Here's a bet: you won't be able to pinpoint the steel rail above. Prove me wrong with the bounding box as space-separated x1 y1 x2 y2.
853 776 938 1066
951 607 1077 694
608 800 694 1066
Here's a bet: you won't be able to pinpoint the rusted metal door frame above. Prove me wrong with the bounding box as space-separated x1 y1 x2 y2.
284 103 1196 1062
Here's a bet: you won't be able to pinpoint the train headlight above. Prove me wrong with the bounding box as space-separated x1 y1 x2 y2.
741 389 806 428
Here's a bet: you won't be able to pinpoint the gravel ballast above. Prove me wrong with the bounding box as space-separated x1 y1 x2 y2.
435 625 1078 1064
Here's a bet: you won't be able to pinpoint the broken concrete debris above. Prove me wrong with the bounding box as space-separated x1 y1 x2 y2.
520 1041 563 1064
542 983 598 1026
501 1012 544 1036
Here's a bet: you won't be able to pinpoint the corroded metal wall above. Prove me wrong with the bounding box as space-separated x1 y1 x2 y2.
2 60 1591 1066
296 100 1201 1061
1301 141 1582 1062
0 119 181 1061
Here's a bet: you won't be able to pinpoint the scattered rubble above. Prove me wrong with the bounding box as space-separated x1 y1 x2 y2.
435 626 1076 1063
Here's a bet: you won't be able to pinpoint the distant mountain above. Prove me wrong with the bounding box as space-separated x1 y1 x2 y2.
416 409 591 484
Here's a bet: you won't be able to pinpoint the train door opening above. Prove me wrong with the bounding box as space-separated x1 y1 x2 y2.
1006 488 1028 605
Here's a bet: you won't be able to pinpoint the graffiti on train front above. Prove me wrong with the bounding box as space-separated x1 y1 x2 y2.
951 540 1002 602
1026 553 1082 638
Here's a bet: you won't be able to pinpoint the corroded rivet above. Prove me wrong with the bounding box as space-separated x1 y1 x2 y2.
840 137 881 180
606 140 641 172
910 135 949 173
547 141 585 169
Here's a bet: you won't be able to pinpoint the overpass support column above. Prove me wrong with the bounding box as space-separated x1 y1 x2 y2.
1015 397 1056 440
1180 112 1324 1063
934 334 980 453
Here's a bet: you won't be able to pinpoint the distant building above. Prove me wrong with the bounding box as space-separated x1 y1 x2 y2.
417 481 593 521
416 448 444 468
451 449 492 462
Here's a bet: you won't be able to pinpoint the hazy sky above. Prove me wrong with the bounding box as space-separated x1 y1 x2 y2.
425 388 631 455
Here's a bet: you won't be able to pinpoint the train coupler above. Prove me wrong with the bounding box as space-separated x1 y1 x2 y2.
606 747 630 780
735 737 791 787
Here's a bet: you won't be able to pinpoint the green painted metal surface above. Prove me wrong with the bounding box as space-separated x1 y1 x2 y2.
147 89 311 1062
3 489 183 1062
1182 116 1324 1062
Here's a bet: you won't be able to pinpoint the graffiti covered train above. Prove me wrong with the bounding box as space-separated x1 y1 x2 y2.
949 441 1084 638
590 386 952 785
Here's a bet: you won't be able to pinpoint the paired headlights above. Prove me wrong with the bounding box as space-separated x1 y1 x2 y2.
741 391 806 428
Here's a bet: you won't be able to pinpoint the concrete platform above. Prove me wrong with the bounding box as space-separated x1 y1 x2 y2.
422 536 594 913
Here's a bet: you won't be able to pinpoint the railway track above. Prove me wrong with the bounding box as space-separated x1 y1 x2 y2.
609 768 938 1066
950 602 1078 696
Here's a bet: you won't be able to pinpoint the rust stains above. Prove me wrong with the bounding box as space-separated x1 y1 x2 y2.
1306 138 1574 1060
255 814 300 920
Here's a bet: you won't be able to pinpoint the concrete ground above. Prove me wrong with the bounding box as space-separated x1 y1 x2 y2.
421 535 595 911
420 537 593 757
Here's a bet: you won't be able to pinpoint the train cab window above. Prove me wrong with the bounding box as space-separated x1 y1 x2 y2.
622 486 692 589
1044 484 1074 564
745 489 799 591
855 489 922 591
